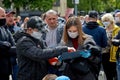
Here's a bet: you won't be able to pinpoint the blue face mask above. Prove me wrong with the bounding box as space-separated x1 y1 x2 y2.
102 21 110 28
0 18 6 26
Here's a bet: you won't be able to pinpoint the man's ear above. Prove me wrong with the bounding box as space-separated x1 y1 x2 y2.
26 27 33 34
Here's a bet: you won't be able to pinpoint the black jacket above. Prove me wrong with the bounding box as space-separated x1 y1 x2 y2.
0 25 15 75
61 35 101 80
15 32 68 80
112 31 120 59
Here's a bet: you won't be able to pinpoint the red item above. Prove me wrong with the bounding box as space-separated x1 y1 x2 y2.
71 38 78 50
48 57 58 65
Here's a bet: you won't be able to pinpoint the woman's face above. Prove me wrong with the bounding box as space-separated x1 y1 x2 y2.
67 26 79 39
67 26 78 32
102 18 112 28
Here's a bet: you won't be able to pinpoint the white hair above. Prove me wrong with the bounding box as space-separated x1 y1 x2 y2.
46 9 58 16
101 13 114 23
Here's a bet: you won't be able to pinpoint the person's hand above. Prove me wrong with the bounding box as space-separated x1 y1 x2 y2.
68 47 76 52
112 39 120 46
3 41 11 47
2 41 11 50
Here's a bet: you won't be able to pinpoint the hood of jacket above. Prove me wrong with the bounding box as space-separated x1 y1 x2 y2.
13 30 35 43
86 21 99 29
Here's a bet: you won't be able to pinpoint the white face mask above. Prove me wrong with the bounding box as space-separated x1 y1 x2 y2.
102 21 110 28
68 31 79 39
80 20 84 24
31 31 42 40
115 17 120 23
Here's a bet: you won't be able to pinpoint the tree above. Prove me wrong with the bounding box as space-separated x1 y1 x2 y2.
2 0 55 15
29 0 55 12
67 0 120 15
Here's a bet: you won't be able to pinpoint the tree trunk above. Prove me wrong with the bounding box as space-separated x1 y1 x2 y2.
16 7 20 16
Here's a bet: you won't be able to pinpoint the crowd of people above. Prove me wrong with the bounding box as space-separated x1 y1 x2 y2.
1 6 120 80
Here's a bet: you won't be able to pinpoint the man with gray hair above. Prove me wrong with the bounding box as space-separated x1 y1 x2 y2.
42 9 65 75
43 9 64 48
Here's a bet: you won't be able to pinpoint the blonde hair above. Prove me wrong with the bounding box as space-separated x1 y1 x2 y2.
42 74 57 80
63 16 86 45
101 13 115 24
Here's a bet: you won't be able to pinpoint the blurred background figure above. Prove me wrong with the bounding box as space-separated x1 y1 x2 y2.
58 17 66 25
16 16 22 27
21 17 29 30
114 12 120 27
79 16 85 25
84 15 89 24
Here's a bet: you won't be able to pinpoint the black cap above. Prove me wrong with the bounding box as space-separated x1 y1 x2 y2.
27 16 45 31
6 9 15 15
114 9 120 14
88 10 98 18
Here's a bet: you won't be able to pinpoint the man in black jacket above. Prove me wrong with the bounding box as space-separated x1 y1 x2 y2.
0 7 16 80
112 31 120 80
15 16 75 80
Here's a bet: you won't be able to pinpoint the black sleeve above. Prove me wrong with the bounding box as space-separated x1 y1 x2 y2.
8 46 17 56
16 37 68 62
83 36 101 64
115 31 120 39
112 31 120 46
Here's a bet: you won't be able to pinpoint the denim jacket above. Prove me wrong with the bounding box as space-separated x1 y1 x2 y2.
42 23 64 46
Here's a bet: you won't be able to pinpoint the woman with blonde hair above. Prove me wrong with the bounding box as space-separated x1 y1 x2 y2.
61 16 101 80
101 13 120 80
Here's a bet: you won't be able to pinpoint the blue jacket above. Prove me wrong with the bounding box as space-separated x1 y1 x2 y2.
82 22 107 48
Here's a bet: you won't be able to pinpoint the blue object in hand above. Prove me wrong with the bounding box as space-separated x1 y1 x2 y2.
58 50 91 61
80 50 91 58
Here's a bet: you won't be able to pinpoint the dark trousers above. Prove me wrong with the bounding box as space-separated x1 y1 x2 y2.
102 53 117 80
0 74 9 80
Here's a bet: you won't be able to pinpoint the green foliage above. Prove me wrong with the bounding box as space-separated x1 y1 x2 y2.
3 0 120 14
2 0 11 8
67 0 120 13
29 0 54 12
2 0 55 12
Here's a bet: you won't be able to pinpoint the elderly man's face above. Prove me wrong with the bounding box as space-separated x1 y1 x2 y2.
45 14 58 29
